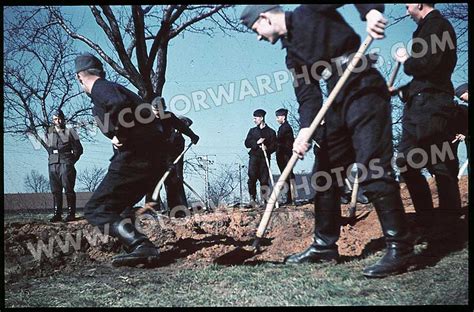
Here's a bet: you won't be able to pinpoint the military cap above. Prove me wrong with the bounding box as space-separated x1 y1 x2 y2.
240 5 281 29
178 116 193 127
74 52 103 73
275 108 288 116
253 109 266 118
52 109 65 119
455 83 468 99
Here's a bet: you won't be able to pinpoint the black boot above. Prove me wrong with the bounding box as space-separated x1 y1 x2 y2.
285 192 340 264
49 194 63 222
402 171 434 227
363 193 414 278
435 173 462 215
64 193 76 222
402 171 435 243
109 219 160 267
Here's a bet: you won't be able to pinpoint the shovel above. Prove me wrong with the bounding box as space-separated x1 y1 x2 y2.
251 35 376 252
347 61 401 219
183 180 207 208
261 144 279 209
347 174 359 219
151 142 193 201
214 36 376 265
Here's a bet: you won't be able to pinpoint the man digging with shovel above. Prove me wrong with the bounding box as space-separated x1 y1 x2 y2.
240 4 414 278
75 53 167 267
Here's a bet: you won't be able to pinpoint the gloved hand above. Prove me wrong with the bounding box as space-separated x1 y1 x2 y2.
191 134 200 145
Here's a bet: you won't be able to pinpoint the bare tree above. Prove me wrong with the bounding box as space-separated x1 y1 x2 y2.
47 5 244 103
24 170 50 193
439 4 468 58
3 7 94 151
77 166 107 192
207 163 241 207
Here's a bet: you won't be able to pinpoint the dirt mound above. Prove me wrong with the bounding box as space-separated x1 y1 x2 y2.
4 176 469 281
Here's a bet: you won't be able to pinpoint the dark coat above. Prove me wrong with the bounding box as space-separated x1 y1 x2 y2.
46 126 83 165
276 121 295 156
281 4 384 128
160 111 198 158
403 10 457 98
244 124 277 158
90 78 164 148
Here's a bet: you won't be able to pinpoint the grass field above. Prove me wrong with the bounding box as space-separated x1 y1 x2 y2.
4 180 470 308
5 240 469 307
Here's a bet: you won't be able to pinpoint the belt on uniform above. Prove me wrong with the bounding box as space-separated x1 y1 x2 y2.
52 150 73 154
321 53 377 81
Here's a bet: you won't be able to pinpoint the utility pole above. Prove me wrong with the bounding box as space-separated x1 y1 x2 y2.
236 163 244 207
197 155 215 209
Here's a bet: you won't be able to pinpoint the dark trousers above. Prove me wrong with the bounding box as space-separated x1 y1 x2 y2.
248 155 270 201
49 163 77 211
396 91 461 217
85 149 166 227
312 69 400 247
146 158 188 211
276 151 295 202
316 69 399 200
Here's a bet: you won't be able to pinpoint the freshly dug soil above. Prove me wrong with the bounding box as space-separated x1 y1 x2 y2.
4 177 469 282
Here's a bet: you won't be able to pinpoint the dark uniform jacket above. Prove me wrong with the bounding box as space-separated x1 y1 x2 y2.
160 111 198 159
276 121 295 156
244 125 277 158
90 78 164 154
281 4 384 128
46 126 83 165
403 10 457 98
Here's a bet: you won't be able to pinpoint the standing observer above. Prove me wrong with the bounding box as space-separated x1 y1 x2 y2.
47 109 83 222
275 108 296 205
244 109 277 207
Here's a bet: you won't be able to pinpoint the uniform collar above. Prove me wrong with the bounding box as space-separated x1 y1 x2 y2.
281 11 293 49
418 9 441 27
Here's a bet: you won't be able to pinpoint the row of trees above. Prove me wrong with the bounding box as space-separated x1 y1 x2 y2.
23 166 106 193
23 161 245 207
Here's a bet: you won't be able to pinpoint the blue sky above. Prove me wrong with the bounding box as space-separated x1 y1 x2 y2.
4 4 468 196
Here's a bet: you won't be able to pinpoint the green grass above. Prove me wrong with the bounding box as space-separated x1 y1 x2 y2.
5 246 468 307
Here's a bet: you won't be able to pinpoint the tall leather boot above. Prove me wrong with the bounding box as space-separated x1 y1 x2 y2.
110 219 160 267
436 174 462 215
363 192 414 278
285 192 340 263
64 193 77 222
49 193 63 222
402 172 434 228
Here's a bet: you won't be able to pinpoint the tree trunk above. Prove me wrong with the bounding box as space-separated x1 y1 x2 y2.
151 41 169 103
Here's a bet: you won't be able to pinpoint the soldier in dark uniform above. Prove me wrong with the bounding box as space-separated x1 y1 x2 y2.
146 98 199 213
241 4 413 278
47 109 83 222
275 108 296 204
393 4 461 231
75 52 168 267
244 109 277 206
